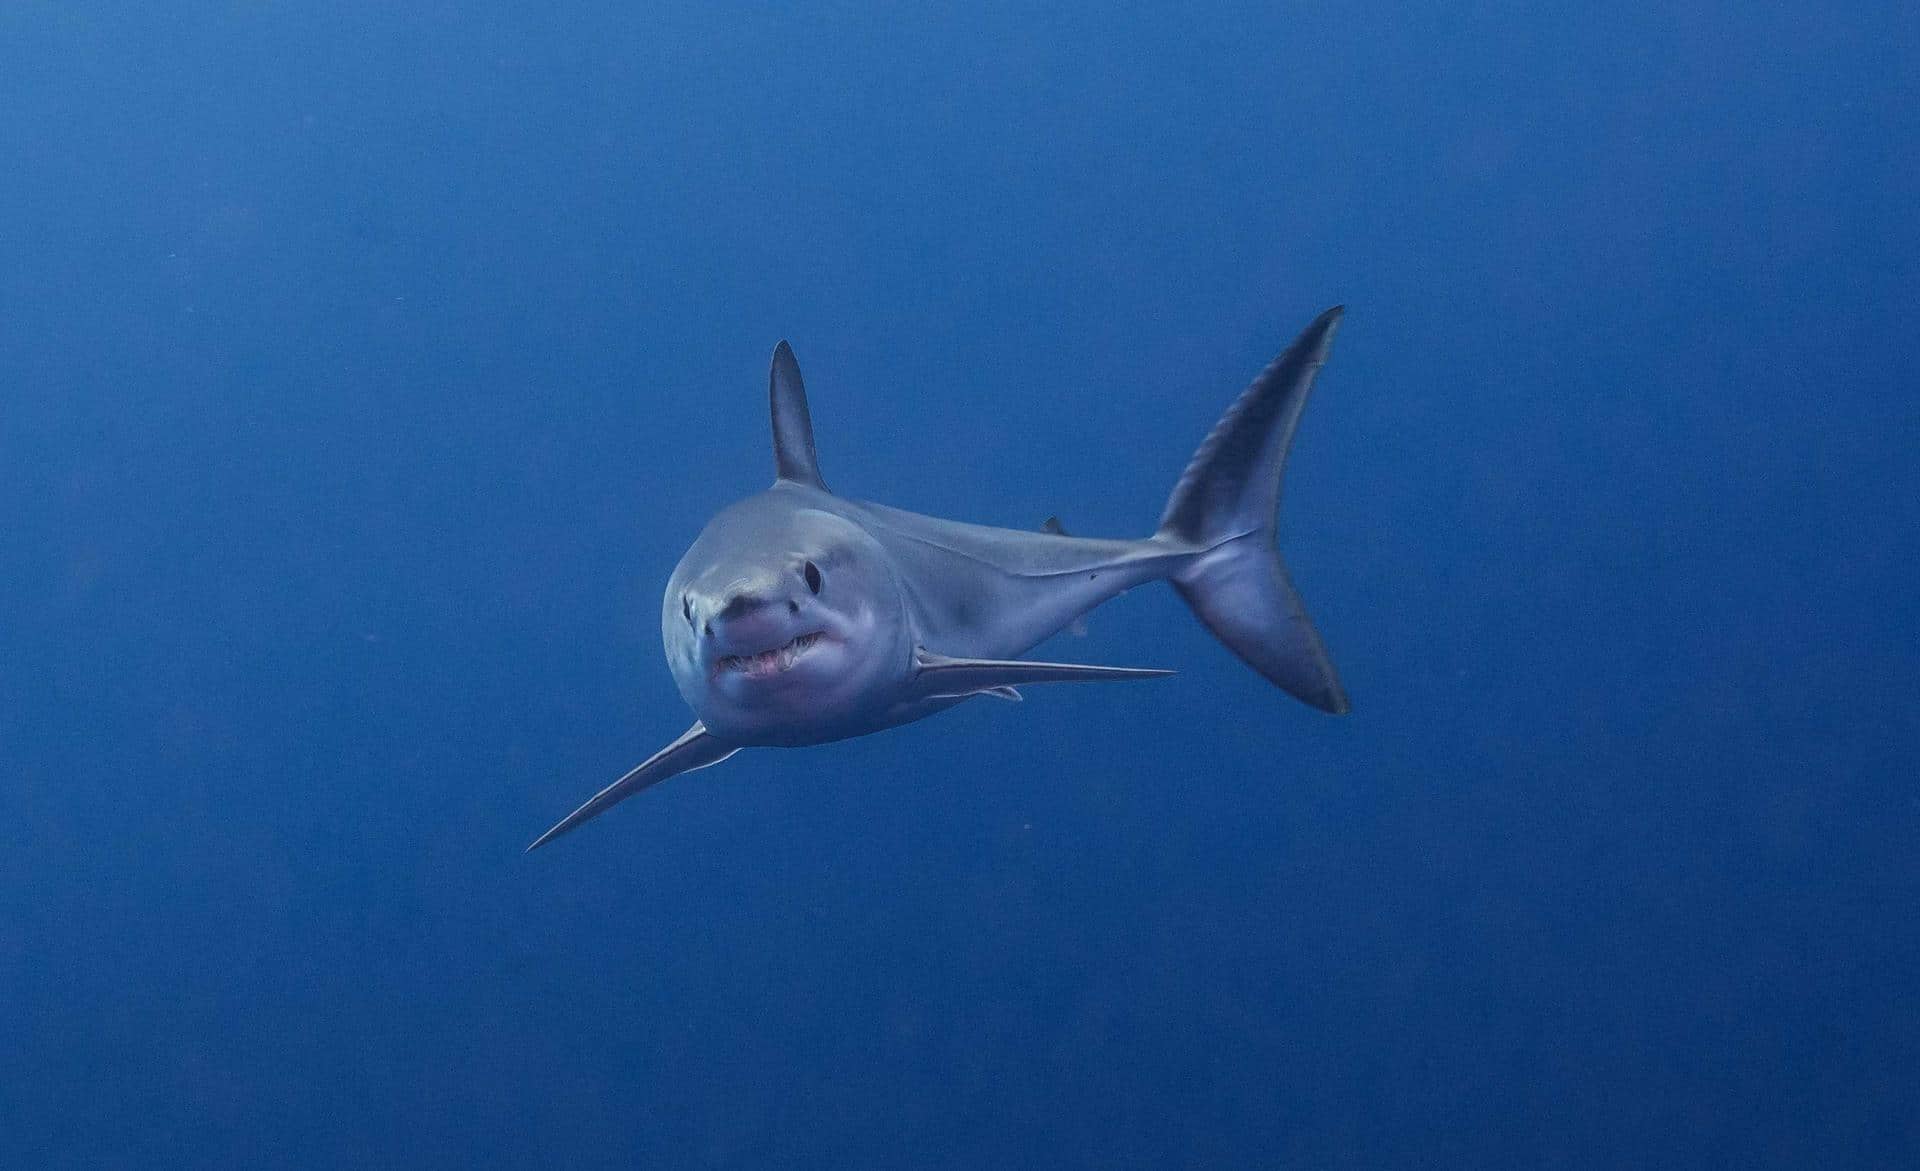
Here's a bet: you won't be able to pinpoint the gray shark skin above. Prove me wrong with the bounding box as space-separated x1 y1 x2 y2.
528 307 1350 850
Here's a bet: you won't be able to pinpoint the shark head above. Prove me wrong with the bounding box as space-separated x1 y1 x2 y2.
663 495 914 745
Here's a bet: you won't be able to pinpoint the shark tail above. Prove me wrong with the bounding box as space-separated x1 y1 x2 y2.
1155 307 1350 714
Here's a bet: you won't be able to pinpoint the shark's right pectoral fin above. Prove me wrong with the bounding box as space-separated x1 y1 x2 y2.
912 649 1172 699
526 722 738 852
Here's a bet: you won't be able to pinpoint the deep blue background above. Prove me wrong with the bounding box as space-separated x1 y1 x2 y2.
3 4 1916 1167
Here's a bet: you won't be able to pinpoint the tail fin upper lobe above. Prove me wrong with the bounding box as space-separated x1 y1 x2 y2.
1158 307 1350 714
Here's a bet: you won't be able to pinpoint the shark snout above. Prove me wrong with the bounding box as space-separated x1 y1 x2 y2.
700 584 805 653
717 591 778 621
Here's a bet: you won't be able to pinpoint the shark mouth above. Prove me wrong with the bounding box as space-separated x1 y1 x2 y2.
715 631 824 680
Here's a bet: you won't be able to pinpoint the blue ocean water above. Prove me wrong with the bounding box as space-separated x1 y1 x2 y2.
3 4 1916 1166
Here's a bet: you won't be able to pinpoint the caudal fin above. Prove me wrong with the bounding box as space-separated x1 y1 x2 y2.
1157 307 1350 714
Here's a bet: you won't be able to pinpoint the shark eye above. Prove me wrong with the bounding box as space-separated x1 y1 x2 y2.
803 561 822 595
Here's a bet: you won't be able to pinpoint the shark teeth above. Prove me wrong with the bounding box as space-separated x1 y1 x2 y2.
717 631 823 679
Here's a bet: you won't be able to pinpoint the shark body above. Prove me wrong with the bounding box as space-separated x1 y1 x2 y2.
529 307 1351 850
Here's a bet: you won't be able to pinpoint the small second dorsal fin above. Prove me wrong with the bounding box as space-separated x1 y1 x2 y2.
769 341 826 490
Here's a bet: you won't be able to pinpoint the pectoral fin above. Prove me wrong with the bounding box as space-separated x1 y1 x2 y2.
913 649 1172 697
927 684 1025 702
526 722 738 852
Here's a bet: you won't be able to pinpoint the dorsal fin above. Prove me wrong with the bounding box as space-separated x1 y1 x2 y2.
769 341 826 489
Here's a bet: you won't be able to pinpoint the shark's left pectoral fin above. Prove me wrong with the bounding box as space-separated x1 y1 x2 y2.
912 649 1172 699
526 722 738 852
927 684 1025 703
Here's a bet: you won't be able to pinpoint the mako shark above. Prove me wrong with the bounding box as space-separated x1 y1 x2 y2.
528 307 1351 850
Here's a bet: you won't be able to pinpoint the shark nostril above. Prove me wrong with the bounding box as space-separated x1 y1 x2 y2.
702 621 712 639
787 600 799 614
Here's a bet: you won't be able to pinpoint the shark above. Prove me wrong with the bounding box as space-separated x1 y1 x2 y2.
527 307 1351 851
